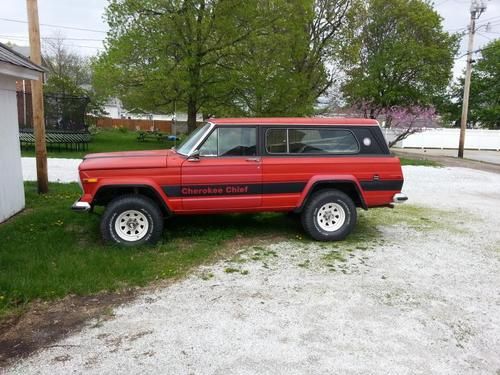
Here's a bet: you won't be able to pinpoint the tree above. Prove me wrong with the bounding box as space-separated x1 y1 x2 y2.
473 40 500 128
94 0 272 132
443 39 500 129
223 0 361 117
42 35 91 96
93 0 362 131
341 0 459 123
42 35 106 117
384 106 436 147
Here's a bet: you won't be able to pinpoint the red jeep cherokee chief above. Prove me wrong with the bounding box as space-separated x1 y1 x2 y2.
72 118 407 246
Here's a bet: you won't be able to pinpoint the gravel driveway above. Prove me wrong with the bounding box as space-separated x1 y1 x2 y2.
9 166 500 374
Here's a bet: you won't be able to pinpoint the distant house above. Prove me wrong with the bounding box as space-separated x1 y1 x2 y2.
103 96 202 122
0 42 44 222
103 97 125 119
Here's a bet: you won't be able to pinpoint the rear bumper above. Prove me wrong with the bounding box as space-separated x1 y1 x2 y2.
72 200 91 212
393 193 408 203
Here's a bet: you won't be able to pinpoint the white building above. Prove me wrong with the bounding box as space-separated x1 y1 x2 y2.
0 42 44 222
103 97 202 122
103 97 125 119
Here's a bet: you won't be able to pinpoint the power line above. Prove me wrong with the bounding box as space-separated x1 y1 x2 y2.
0 17 107 34
450 17 500 32
476 32 495 41
455 43 500 59
0 34 103 42
0 35 104 50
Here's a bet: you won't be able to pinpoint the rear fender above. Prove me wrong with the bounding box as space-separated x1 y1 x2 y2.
296 175 367 211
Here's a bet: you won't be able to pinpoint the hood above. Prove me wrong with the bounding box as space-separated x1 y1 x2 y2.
80 149 177 171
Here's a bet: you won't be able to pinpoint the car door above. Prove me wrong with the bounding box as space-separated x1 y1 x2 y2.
181 126 262 211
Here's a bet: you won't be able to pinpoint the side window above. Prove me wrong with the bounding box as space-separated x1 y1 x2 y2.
199 127 256 157
289 129 359 154
266 129 287 153
199 129 218 156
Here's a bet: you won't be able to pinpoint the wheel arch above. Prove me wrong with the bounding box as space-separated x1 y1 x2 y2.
93 184 171 216
296 178 367 212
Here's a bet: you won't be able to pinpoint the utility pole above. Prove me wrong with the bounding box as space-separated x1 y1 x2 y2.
26 0 48 193
458 0 487 158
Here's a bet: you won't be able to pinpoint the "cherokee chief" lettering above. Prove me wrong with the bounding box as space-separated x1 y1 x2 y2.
181 185 250 196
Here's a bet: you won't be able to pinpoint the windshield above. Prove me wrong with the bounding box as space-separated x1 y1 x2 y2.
176 123 211 156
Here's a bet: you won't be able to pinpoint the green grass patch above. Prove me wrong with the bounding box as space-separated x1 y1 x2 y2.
0 183 301 317
20 129 176 159
399 157 441 167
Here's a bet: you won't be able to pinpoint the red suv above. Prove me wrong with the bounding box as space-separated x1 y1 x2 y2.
72 118 407 246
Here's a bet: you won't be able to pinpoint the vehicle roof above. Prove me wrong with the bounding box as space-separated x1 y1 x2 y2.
209 117 379 126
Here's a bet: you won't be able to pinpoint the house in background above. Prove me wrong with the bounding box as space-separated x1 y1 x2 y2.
103 97 202 122
103 97 125 119
0 42 44 223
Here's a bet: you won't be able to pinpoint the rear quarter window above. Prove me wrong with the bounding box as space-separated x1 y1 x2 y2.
289 129 359 154
351 127 388 154
265 128 359 155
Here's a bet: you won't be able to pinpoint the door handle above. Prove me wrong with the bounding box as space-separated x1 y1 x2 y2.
246 157 260 162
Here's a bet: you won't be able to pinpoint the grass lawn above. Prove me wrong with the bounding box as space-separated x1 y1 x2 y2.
0 182 300 318
20 129 177 159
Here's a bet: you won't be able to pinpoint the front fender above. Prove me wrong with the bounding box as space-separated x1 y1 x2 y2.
82 177 173 213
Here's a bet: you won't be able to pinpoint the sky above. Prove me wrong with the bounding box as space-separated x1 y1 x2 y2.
0 0 499 82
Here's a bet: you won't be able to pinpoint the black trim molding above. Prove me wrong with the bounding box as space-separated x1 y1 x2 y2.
360 180 404 191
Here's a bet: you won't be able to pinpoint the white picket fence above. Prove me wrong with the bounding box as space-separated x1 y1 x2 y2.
383 128 500 151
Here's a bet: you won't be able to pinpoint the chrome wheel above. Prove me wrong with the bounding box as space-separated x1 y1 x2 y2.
114 210 149 241
316 202 346 232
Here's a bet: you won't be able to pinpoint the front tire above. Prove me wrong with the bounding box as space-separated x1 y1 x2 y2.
101 195 164 246
301 190 357 241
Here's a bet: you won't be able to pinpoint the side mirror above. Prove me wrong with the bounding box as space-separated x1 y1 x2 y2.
188 149 200 161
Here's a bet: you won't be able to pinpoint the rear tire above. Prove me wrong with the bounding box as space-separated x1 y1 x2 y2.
301 189 357 241
101 194 164 246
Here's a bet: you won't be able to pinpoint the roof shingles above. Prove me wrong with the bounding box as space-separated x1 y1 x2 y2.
0 42 44 73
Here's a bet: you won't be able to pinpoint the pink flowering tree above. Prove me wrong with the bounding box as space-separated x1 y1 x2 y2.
384 106 436 147
341 102 437 148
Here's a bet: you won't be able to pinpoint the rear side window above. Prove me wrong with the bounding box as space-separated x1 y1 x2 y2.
266 128 359 155
266 129 287 153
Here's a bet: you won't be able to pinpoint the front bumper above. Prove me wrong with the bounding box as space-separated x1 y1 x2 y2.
71 200 91 212
393 193 408 203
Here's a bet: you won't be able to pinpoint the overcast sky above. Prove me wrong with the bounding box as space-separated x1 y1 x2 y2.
1 0 499 81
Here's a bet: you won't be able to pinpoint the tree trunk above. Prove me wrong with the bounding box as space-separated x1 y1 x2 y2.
187 99 197 133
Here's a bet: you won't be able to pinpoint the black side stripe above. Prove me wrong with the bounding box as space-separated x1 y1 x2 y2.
163 182 306 197
360 180 403 191
262 182 306 194
163 180 402 197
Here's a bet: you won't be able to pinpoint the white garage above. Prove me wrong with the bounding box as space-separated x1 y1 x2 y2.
0 42 44 223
